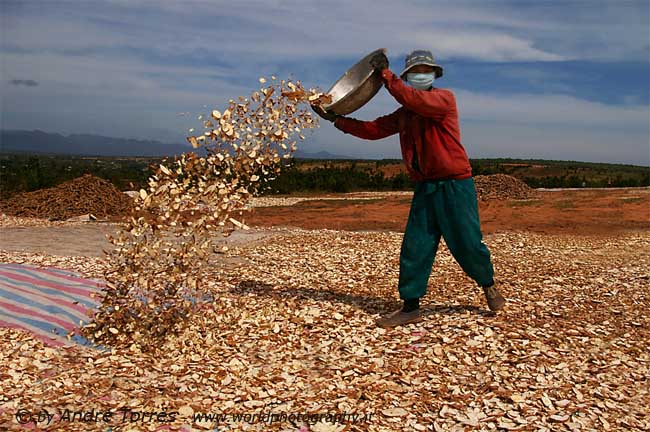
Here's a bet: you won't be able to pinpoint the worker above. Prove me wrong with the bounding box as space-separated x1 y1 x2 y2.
311 49 506 328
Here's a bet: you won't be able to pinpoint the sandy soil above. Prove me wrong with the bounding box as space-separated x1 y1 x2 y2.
0 223 289 258
1 188 648 259
243 187 650 235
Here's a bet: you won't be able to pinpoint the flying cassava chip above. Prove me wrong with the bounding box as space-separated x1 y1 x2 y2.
187 136 200 148
81 77 331 352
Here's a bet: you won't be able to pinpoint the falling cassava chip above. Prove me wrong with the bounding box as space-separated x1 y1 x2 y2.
79 76 329 353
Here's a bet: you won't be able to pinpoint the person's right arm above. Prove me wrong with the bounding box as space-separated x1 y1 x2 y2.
333 108 401 140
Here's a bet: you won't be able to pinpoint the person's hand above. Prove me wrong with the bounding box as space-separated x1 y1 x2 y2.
369 51 389 73
311 104 339 122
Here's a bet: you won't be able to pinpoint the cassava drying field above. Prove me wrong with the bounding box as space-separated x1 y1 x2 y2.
1 186 649 431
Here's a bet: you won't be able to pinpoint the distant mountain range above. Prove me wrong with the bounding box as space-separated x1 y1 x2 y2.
0 129 352 159
294 150 351 159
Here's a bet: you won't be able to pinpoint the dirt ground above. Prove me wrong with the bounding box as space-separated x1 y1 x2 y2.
0 221 287 260
1 188 647 258
1 187 649 431
243 187 650 235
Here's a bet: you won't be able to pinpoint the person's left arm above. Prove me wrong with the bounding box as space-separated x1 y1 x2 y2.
379 69 455 121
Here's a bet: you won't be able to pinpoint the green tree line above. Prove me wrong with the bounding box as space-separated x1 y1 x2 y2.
1 154 648 199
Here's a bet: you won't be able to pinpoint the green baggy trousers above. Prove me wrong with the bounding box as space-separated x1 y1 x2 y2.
398 177 494 300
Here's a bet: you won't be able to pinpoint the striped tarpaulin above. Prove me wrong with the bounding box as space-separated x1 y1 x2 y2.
0 263 106 347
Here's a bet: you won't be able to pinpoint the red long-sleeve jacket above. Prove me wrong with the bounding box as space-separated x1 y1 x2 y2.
334 69 472 182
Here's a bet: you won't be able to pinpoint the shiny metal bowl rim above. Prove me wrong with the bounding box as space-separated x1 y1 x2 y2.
321 48 386 114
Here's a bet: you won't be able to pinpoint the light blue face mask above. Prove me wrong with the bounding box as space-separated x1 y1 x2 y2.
406 72 435 90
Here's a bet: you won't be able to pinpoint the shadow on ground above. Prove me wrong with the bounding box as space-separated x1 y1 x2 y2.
229 279 494 317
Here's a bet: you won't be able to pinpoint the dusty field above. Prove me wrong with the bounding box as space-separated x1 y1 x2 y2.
244 188 650 235
1 188 649 431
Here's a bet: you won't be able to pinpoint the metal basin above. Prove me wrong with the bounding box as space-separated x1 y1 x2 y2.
321 48 386 116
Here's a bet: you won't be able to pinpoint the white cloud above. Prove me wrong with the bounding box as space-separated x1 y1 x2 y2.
0 49 249 143
0 51 235 96
455 90 649 129
5 0 645 63
406 31 565 62
1 0 648 164
454 91 649 164
461 123 650 165
305 87 649 165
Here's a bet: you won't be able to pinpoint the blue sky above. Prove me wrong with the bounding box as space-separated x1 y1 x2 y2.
1 0 648 165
